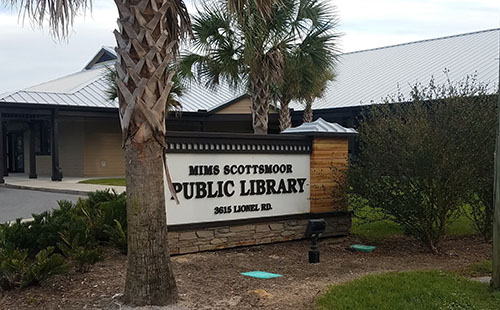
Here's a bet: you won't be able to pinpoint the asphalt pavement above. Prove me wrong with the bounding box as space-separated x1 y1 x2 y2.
0 186 83 223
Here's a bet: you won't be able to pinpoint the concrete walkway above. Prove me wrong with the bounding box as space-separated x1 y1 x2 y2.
471 276 492 284
0 186 83 222
3 174 126 195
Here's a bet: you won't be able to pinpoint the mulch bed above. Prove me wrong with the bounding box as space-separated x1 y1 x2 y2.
0 235 491 310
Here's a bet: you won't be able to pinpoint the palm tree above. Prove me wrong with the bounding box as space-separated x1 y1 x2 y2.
181 0 339 133
302 69 334 123
103 65 184 113
273 2 340 130
3 0 280 306
180 0 303 134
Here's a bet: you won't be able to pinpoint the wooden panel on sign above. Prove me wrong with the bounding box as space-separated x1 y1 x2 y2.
310 137 348 213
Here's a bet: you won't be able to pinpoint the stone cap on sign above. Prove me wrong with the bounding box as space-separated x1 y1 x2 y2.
281 118 357 137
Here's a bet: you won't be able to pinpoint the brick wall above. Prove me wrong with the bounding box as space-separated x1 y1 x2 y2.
167 213 351 255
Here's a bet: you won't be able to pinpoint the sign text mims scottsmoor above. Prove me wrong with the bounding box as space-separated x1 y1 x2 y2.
164 153 310 225
171 164 307 200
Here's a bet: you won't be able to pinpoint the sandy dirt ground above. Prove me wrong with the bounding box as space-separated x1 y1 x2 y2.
0 235 491 310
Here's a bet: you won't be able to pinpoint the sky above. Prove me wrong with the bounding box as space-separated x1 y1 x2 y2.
0 0 499 93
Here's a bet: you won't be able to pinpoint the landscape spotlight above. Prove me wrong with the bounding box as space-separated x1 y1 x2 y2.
305 219 326 264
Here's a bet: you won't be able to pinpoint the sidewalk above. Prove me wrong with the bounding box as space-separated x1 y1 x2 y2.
3 174 126 196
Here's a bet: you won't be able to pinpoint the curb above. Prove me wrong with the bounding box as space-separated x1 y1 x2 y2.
3 183 89 196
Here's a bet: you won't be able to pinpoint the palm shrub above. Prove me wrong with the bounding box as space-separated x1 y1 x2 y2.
104 220 127 254
0 247 67 290
79 190 127 243
0 190 127 286
0 202 88 257
58 232 103 273
348 75 496 253
0 190 126 256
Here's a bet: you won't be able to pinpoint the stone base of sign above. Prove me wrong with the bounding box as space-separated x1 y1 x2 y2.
167 212 351 255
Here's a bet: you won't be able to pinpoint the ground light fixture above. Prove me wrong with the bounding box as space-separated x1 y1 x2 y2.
305 219 326 263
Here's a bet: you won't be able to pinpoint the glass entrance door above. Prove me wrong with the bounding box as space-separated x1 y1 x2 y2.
7 132 24 173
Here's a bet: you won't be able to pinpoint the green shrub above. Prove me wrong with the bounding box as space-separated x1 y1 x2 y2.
0 201 88 257
106 220 127 254
0 190 127 258
80 190 127 243
348 75 496 253
0 190 127 289
58 232 103 273
468 197 494 241
0 247 67 290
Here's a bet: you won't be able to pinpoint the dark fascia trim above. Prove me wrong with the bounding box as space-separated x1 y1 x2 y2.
0 102 118 118
168 210 352 231
290 105 366 118
205 94 250 115
205 113 279 122
166 130 310 141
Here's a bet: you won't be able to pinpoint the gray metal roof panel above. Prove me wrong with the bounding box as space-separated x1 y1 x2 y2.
282 118 357 135
290 28 499 111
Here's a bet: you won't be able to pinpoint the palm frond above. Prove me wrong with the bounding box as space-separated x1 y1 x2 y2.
165 0 192 55
101 65 184 113
103 65 118 101
2 0 92 39
227 0 282 19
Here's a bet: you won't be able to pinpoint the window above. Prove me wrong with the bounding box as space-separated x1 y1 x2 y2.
35 121 51 155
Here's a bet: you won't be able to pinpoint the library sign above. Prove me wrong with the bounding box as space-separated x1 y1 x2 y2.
164 153 310 225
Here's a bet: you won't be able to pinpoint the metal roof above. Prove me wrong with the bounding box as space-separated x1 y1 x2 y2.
1 28 498 112
0 67 117 109
282 118 357 136
0 56 244 112
292 28 499 111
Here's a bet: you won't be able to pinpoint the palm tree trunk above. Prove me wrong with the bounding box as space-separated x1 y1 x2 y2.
303 97 313 123
279 99 292 131
250 76 270 134
123 140 178 305
114 0 179 305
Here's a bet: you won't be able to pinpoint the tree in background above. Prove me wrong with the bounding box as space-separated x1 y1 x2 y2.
348 75 496 253
103 66 184 115
180 0 338 134
301 69 334 123
272 0 339 130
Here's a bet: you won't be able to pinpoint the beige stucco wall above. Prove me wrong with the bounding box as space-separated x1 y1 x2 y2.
7 117 124 178
215 97 278 115
83 118 125 177
27 119 85 177
216 98 252 114
60 120 85 176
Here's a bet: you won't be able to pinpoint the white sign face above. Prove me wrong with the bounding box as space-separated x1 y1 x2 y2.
164 153 310 225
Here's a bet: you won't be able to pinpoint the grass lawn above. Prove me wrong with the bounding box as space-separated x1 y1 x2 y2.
466 260 493 277
350 218 402 243
316 271 500 310
79 178 126 186
351 206 477 243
